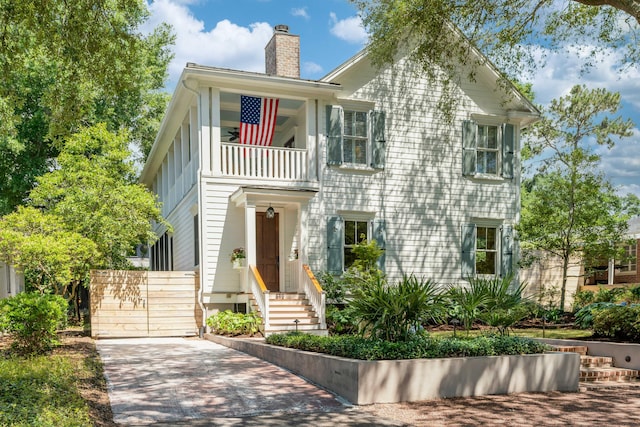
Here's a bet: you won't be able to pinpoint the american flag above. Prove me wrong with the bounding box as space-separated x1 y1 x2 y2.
240 95 279 146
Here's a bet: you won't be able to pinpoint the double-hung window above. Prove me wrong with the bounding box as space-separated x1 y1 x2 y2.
343 219 370 268
462 223 513 278
326 105 386 169
327 215 386 274
477 125 499 175
462 120 515 178
343 111 368 165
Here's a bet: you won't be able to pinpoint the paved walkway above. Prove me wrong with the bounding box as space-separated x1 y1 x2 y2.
96 337 405 426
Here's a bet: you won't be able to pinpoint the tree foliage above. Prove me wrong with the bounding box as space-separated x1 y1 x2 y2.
353 1 639 111
0 0 174 215
29 124 168 269
519 85 639 310
0 125 168 300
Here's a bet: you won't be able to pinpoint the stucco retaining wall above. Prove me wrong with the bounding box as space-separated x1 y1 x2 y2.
206 334 579 404
538 338 640 370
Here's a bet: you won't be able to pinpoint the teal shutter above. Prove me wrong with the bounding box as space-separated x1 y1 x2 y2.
373 218 386 272
462 120 477 176
370 110 386 169
327 216 344 274
502 123 515 179
461 223 476 278
500 225 514 278
326 105 343 165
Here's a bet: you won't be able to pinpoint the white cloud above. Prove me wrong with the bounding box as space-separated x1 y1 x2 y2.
291 7 309 20
528 45 640 108
329 12 367 45
145 0 273 89
302 61 323 75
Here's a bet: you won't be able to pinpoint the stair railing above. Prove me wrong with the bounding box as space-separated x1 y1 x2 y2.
301 264 326 329
249 265 270 331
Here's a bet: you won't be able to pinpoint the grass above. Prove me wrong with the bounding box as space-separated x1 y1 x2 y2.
430 328 593 340
0 338 97 427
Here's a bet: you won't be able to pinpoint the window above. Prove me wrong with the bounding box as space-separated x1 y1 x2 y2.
344 219 370 268
476 226 498 274
326 106 385 169
477 125 499 174
462 121 514 178
618 243 637 273
327 216 386 274
343 111 368 165
462 223 513 278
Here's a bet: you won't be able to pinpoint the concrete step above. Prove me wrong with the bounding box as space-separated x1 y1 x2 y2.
580 367 640 382
550 345 588 355
268 317 319 326
581 355 613 368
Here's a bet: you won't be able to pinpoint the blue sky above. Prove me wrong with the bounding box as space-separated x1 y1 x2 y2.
145 0 640 198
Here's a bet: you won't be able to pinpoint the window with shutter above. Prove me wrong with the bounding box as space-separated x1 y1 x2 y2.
463 120 516 179
326 105 385 169
327 216 344 274
463 223 512 278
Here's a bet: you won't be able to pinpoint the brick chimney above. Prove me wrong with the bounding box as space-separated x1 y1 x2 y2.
265 24 300 78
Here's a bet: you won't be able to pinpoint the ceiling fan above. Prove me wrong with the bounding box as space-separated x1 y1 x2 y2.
227 128 240 142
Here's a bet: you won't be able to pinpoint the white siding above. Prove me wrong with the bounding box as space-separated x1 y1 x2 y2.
308 57 520 285
163 188 198 271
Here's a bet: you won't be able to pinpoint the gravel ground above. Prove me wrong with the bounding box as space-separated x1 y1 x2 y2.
362 386 640 426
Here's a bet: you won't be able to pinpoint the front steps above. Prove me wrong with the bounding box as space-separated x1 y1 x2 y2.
250 293 328 337
551 345 640 391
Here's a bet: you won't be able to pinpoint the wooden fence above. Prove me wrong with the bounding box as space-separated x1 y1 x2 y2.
90 270 202 338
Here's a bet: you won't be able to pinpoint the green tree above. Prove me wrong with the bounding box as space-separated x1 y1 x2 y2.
353 1 639 117
0 0 174 215
519 85 639 310
0 206 98 299
29 124 168 269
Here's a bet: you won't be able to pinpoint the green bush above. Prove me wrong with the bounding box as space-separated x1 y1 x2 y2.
266 332 549 360
446 276 529 335
325 304 357 335
0 292 67 355
206 310 261 336
574 302 616 329
593 286 627 303
592 305 640 342
349 275 445 342
573 290 595 311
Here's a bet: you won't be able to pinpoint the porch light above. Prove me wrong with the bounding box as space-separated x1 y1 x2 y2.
266 205 275 219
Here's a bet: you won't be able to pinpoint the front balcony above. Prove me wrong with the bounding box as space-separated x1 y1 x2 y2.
220 143 308 181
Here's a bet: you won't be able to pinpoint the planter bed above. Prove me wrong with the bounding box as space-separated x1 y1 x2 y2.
205 333 579 404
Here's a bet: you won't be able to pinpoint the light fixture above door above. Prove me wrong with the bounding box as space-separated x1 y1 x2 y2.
266 204 275 219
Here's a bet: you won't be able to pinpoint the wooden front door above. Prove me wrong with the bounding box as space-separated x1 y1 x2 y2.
256 212 279 292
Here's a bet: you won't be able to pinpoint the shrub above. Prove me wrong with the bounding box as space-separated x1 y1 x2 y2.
265 332 549 360
349 275 445 342
0 292 67 355
592 305 640 342
574 302 616 329
593 286 627 303
573 290 595 311
326 304 357 335
206 310 261 336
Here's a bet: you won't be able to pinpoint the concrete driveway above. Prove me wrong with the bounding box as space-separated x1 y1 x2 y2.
96 337 405 426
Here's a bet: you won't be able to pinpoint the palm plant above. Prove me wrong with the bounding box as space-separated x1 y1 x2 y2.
349 275 445 342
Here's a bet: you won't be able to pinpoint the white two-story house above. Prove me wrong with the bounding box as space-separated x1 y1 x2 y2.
140 25 539 334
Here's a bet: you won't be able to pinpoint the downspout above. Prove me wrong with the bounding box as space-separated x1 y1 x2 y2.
315 99 320 181
182 79 207 336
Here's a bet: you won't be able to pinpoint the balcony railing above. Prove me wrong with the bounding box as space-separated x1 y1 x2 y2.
220 143 308 180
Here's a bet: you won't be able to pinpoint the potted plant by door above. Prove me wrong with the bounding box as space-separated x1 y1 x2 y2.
231 247 246 269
